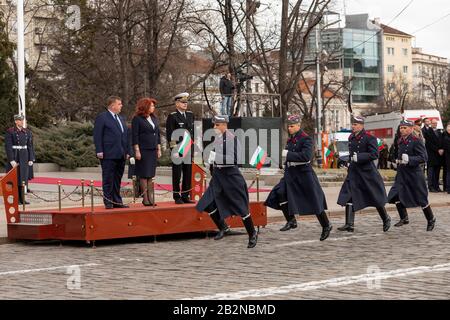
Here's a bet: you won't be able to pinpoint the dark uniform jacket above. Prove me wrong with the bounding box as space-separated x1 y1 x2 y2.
165 110 194 150
265 129 327 215
337 129 387 211
388 134 429 208
441 131 450 169
5 126 36 184
424 127 443 167
93 111 129 159
196 130 249 218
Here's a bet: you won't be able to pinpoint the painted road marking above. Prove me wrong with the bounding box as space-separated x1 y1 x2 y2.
187 262 450 300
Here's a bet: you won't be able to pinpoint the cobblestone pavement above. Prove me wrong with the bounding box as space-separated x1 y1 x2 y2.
0 207 449 300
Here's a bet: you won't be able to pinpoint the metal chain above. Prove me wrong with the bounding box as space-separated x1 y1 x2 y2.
154 183 195 195
28 190 61 203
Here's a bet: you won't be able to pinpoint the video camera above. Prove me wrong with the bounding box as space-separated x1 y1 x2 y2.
236 68 253 83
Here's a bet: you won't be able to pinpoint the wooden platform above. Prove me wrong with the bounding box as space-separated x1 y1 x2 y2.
1 166 267 242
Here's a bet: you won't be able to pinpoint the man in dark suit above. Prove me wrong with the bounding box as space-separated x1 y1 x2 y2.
424 119 443 192
166 92 195 204
94 96 130 209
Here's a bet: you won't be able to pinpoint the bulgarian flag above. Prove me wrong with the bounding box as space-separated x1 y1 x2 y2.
377 138 385 151
324 147 334 166
250 146 267 170
178 132 193 157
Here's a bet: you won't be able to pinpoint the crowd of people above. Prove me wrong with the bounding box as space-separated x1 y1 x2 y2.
3 93 443 248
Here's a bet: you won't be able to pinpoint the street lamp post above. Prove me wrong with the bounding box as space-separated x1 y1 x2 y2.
315 25 322 167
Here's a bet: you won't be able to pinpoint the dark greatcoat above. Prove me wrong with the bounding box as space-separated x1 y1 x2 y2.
196 130 249 219
388 134 429 208
337 129 387 211
264 129 327 215
4 126 36 186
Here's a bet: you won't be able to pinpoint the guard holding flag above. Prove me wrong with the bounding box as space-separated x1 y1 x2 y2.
337 115 391 233
264 115 332 241
166 92 195 204
196 115 258 248
388 120 436 231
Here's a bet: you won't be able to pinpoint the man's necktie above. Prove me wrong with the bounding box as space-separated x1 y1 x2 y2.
115 114 124 133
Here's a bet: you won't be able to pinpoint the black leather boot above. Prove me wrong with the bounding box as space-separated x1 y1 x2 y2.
279 204 297 231
422 206 436 231
338 204 354 232
317 211 332 241
376 207 391 232
243 215 258 248
394 202 409 227
209 211 230 240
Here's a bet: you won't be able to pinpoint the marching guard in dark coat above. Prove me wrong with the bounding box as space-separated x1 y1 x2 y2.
388 120 436 231
337 116 391 232
4 114 36 204
196 115 258 248
264 115 332 241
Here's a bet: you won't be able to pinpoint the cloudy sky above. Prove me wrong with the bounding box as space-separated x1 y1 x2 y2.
343 0 450 59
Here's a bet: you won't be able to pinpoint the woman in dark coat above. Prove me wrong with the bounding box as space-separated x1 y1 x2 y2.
440 123 450 193
131 98 161 206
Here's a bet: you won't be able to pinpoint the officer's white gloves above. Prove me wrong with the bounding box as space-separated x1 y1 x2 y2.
10 161 18 167
401 153 409 164
282 149 288 157
28 161 33 166
352 154 358 163
129 157 135 165
207 151 216 165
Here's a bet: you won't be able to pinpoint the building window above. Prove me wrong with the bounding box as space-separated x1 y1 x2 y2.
403 66 408 73
255 83 259 93
386 36 395 41
388 65 395 73
402 48 408 56
401 38 408 43
387 47 395 55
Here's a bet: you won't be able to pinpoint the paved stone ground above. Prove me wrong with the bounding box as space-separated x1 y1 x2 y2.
0 206 449 300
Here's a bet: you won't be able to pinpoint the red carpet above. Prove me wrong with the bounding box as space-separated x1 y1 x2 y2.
29 176 270 193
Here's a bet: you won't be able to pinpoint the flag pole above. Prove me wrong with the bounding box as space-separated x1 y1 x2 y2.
17 0 26 127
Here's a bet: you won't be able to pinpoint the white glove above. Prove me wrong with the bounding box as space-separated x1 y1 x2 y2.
352 154 358 163
282 149 288 157
207 151 216 164
401 153 409 164
28 161 33 166
10 161 17 167
129 157 135 165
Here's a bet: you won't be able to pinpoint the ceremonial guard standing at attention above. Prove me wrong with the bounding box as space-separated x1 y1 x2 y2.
388 120 436 231
264 115 332 241
337 115 391 232
196 115 258 248
4 114 36 205
166 92 195 204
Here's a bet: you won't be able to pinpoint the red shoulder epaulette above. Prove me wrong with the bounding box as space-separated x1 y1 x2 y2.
6 127 15 133
411 135 418 141
299 130 308 138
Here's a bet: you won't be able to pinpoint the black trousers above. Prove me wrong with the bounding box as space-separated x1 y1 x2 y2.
427 165 441 191
172 163 192 200
101 158 125 206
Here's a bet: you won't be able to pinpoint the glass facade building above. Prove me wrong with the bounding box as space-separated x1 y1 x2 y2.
343 28 382 103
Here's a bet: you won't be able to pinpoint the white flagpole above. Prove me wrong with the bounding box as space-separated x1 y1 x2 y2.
17 0 26 127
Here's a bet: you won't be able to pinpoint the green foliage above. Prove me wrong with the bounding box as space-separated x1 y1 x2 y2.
0 11 17 133
32 121 98 169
